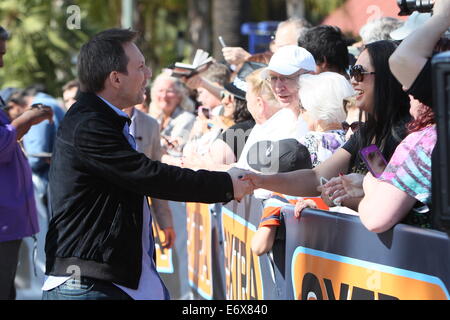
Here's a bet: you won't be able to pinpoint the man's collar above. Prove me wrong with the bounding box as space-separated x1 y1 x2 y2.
97 95 131 125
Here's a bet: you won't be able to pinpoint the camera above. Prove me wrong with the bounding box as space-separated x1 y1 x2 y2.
397 0 434 16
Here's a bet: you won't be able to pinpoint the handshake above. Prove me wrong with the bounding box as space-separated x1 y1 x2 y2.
227 167 257 201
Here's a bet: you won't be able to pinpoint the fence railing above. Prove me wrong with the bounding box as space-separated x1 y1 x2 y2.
156 196 450 300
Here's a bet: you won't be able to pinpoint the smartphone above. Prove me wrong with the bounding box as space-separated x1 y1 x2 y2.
198 106 210 119
218 36 227 48
360 145 388 178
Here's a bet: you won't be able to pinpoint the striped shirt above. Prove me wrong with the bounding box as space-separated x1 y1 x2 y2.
259 193 329 228
380 125 436 228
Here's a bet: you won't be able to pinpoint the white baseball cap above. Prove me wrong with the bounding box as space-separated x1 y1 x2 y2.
390 11 432 41
266 45 316 75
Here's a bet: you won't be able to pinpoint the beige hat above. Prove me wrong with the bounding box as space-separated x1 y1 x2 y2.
390 11 432 40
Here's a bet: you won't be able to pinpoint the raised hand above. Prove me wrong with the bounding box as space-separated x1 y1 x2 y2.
221 47 251 66
26 104 54 125
11 104 54 140
227 167 255 201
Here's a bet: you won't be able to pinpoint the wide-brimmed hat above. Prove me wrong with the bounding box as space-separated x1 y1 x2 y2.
390 11 432 41
224 61 267 100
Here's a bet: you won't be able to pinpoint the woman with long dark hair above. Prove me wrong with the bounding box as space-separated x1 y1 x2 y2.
355 97 436 232
243 40 411 211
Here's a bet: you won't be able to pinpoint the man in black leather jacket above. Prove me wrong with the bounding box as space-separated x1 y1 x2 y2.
42 28 252 300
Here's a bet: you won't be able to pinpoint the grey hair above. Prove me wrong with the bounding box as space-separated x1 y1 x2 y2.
359 17 404 45
277 18 313 42
150 73 195 113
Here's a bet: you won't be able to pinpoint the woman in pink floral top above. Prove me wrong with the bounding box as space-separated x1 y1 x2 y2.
358 97 436 232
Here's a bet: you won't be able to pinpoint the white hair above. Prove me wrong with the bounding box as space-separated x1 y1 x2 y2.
299 72 355 124
359 17 404 44
150 73 195 113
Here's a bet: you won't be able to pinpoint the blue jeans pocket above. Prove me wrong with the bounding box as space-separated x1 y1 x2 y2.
56 278 95 297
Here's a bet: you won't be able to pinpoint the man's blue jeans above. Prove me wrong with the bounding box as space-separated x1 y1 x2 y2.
42 277 132 300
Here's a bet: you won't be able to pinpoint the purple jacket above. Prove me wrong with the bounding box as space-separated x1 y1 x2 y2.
0 110 39 242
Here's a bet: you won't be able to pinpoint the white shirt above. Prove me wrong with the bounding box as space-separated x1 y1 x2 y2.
235 108 309 200
236 108 304 171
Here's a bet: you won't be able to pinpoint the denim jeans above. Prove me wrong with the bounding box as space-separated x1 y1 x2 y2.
42 277 132 300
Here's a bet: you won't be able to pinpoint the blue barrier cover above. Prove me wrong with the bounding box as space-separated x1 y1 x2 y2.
283 206 450 300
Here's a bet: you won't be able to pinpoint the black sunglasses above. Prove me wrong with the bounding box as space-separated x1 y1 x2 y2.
350 65 376 82
342 121 362 133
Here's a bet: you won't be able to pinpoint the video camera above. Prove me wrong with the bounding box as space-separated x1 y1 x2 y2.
397 0 434 16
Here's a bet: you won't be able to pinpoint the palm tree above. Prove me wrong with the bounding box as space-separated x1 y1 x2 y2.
188 0 211 56
0 0 92 95
212 0 243 59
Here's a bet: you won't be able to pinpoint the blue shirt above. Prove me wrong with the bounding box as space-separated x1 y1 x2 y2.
22 93 65 178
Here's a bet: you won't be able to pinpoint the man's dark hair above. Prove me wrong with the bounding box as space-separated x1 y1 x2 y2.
298 25 349 75
0 26 9 41
77 28 139 93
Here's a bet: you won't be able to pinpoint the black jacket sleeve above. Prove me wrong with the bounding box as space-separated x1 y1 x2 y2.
74 116 234 204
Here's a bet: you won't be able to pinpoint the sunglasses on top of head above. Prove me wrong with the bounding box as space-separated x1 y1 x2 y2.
350 65 376 82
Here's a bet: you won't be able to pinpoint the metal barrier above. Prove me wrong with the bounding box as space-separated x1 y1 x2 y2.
18 196 449 299
158 197 450 300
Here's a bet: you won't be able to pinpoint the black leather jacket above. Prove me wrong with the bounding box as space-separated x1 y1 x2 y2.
45 92 234 289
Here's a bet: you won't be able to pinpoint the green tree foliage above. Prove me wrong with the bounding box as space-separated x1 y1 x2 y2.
0 0 348 97
133 0 189 78
0 0 92 96
0 0 190 94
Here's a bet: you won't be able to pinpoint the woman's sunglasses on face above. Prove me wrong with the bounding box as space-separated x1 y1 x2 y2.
350 65 376 82
220 91 233 100
342 121 362 133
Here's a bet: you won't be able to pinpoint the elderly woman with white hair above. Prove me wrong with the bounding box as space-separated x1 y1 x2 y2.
149 73 196 156
298 72 355 167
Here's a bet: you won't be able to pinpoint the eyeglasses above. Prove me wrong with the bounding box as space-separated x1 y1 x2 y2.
342 121 362 133
350 65 376 82
267 74 299 84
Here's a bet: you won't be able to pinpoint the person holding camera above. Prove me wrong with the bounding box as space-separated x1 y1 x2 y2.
0 26 54 300
389 0 450 107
